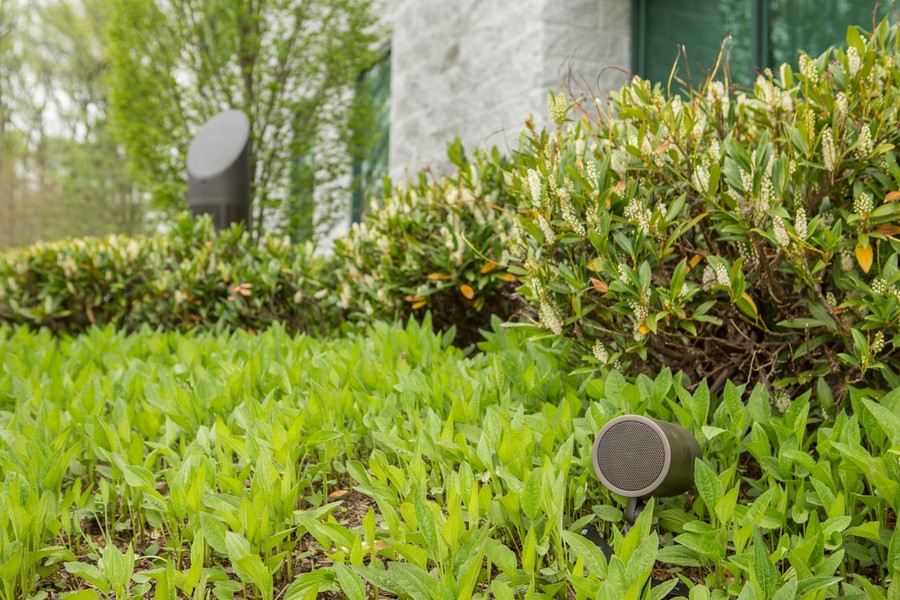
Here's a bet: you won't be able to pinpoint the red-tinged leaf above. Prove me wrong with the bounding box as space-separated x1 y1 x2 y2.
613 181 626 195
459 284 475 299
885 191 900 202
876 224 900 236
426 273 453 281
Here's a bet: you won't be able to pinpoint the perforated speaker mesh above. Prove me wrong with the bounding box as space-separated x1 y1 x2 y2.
596 420 665 492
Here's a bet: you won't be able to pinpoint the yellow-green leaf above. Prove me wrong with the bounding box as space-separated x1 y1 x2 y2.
856 243 874 273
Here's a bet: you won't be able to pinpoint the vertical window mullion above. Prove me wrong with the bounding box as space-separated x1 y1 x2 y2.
632 0 647 77
751 0 771 75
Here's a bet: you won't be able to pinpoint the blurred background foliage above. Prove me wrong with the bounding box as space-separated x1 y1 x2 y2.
0 0 382 250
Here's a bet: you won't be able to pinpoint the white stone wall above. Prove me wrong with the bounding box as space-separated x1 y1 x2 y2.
387 0 631 181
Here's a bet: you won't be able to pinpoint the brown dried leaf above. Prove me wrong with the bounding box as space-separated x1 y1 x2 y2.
590 277 609 293
876 224 900 236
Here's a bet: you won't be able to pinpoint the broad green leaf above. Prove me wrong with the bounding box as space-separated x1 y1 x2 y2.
414 492 439 551
351 564 412 597
59 591 102 600
562 529 609 576
103 543 128 591
64 562 111 594
771 577 797 600
200 511 229 555
485 538 518 574
521 471 542 521
333 563 366 600
694 459 724 515
751 528 779 598
692 380 710 425
236 555 273 600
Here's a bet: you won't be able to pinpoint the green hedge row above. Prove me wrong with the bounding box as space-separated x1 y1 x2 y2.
0 216 339 335
334 142 528 346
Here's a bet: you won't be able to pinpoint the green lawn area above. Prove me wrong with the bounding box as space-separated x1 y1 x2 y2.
1 320 896 599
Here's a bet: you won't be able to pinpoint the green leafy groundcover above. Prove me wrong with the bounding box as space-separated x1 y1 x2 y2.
0 319 896 599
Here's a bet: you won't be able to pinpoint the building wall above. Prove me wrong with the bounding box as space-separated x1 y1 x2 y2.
387 0 631 181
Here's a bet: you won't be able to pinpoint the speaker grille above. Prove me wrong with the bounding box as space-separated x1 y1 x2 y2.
596 420 665 492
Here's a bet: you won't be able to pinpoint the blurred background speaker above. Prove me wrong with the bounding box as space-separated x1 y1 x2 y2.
187 109 251 232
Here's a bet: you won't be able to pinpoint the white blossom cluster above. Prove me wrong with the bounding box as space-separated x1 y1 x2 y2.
692 162 710 194
624 198 652 235
548 91 568 125
872 278 893 296
714 262 730 286
847 46 862 77
533 280 563 335
539 302 563 335
702 266 716 290
822 127 838 173
592 340 609 364
839 89 852 114
857 123 874 158
692 112 708 143
707 81 730 116
585 160 598 186
795 207 808 240
773 388 792 413
800 54 819 84
538 214 556 244
527 169 542 205
871 331 885 355
854 192 873 218
773 216 791 248
805 110 816 145
558 189 586 237
840 249 855 272
755 73 793 113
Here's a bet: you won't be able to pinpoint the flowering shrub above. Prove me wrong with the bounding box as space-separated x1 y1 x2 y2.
0 214 339 335
334 141 529 345
511 21 900 401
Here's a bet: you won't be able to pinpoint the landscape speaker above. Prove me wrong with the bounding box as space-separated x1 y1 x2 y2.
187 109 251 231
592 415 701 499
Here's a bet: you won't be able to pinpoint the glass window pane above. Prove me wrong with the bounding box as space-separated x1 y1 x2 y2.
352 48 391 223
769 0 890 66
641 0 754 89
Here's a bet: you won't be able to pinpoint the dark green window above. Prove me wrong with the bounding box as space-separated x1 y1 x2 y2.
351 45 391 224
633 0 891 89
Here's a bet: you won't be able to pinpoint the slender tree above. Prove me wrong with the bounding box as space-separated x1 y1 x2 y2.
106 0 381 241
